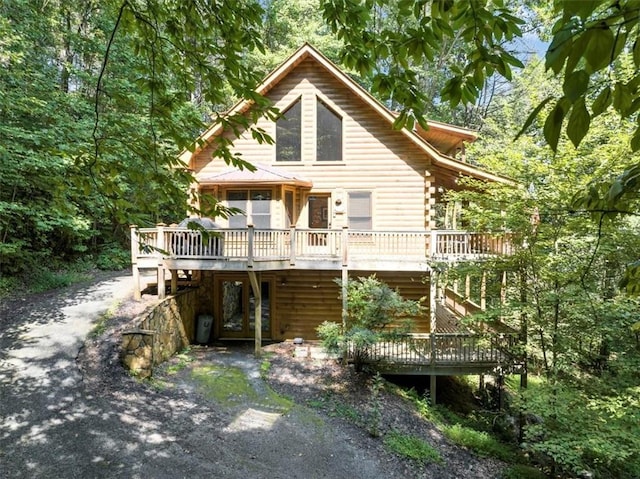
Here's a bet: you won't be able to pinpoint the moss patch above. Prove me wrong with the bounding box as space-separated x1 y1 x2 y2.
191 365 292 411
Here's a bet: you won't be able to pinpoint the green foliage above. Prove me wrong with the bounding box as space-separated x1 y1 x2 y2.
450 59 640 476
443 424 517 462
0 276 19 299
29 268 91 294
340 274 421 331
322 1 640 154
501 465 547 479
165 348 194 375
95 245 130 271
366 372 384 437
518 378 640 478
321 0 524 130
383 430 443 465
191 365 292 411
0 0 275 280
317 275 420 371
259 358 272 380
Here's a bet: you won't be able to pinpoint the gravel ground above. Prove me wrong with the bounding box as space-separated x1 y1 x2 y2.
1 272 507 478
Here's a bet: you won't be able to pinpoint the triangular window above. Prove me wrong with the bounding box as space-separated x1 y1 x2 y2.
316 98 342 161
276 98 302 162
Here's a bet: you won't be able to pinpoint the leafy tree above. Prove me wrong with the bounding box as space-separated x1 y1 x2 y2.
441 58 640 477
317 275 421 371
320 2 640 278
256 0 344 73
320 1 640 149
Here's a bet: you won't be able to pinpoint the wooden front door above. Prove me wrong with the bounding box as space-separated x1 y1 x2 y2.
218 275 273 339
307 194 332 253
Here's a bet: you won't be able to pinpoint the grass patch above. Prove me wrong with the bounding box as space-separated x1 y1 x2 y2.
259 359 272 379
383 429 443 465
88 302 120 339
190 365 292 411
391 383 524 465
330 401 362 422
501 464 548 479
165 348 193 374
306 393 365 424
442 423 519 462
29 267 91 293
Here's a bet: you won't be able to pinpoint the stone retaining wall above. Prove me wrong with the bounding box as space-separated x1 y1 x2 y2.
121 288 197 378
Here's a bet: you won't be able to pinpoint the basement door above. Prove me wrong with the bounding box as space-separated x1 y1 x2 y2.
218 275 273 339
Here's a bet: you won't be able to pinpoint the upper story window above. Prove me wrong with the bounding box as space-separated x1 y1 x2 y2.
348 191 372 230
276 98 302 162
316 98 342 161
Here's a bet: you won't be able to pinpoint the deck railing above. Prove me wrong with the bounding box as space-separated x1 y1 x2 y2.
429 230 513 257
361 333 519 369
131 225 511 265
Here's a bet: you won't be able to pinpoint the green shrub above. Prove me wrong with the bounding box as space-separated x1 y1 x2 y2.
443 423 519 462
0 275 20 298
29 268 89 293
502 465 547 479
317 275 420 371
95 245 130 271
520 380 640 478
383 430 443 465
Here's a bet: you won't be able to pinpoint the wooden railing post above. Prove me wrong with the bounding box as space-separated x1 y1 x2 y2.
429 230 437 257
156 223 166 299
341 226 349 267
247 224 254 268
289 225 296 266
130 225 141 300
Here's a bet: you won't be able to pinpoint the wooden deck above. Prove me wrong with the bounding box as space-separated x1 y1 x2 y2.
131 225 512 272
356 333 522 375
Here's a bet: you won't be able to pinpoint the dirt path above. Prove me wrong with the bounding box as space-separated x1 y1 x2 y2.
0 272 505 478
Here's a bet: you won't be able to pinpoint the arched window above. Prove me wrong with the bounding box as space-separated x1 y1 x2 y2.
316 98 342 161
276 98 302 162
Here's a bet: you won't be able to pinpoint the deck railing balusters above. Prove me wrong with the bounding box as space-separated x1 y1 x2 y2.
348 333 518 371
135 226 511 263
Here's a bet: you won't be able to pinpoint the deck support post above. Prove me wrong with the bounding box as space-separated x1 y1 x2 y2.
341 226 349 330
480 270 487 310
171 270 178 295
497 372 504 410
429 267 438 404
130 225 141 300
156 223 166 300
340 227 349 364
465 274 471 301
248 271 262 358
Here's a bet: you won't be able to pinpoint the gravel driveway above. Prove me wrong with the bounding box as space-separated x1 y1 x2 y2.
0 273 403 478
0 272 505 479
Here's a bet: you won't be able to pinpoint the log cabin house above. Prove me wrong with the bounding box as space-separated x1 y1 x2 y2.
130 44 518 397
